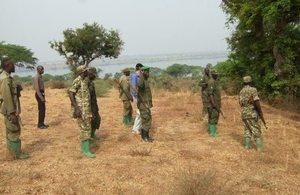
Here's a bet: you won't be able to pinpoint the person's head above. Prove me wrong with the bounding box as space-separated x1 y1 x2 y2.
1 58 15 73
243 76 252 85
88 67 97 81
204 63 212 75
135 63 143 71
210 69 219 80
122 68 130 76
36 65 44 75
76 65 88 78
141 66 150 78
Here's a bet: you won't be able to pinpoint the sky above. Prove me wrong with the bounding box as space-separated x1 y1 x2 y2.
0 0 230 63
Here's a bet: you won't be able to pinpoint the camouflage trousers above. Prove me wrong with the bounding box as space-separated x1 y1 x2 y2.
139 104 152 132
242 118 261 139
4 116 21 142
207 107 220 124
91 112 101 130
77 117 92 141
123 100 133 117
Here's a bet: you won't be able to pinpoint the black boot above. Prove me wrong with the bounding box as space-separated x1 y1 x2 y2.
141 129 149 142
146 131 154 142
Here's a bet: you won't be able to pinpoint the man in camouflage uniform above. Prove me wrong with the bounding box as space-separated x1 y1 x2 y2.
0 58 29 159
239 76 266 152
69 65 95 158
119 68 133 126
199 63 212 120
207 70 221 137
88 67 101 140
137 66 153 142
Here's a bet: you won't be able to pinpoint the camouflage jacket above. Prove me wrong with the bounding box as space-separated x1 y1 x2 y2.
119 75 133 101
137 74 152 107
69 76 92 118
0 71 21 115
207 78 221 109
199 73 210 91
239 85 259 119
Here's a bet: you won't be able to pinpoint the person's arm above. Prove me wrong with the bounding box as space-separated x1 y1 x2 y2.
33 76 44 101
69 79 81 118
1 79 17 123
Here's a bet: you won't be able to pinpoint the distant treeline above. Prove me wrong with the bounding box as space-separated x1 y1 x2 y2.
14 64 205 95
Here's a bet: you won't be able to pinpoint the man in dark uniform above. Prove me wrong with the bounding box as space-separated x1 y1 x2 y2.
207 70 221 137
199 63 212 120
88 67 101 140
0 58 29 159
137 66 153 142
119 68 133 126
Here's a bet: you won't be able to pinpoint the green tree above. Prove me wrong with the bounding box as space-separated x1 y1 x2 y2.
221 0 300 98
49 22 124 76
0 42 38 67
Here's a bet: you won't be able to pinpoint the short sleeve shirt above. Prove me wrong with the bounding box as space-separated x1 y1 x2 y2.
239 85 259 119
69 76 92 117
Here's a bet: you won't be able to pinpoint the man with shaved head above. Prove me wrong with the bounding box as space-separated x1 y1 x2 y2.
0 58 29 159
33 65 48 129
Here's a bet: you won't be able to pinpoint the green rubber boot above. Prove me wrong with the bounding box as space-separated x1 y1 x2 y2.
209 124 219 137
80 140 96 158
128 116 134 125
208 124 213 136
256 137 263 152
122 116 127 126
7 139 29 160
244 137 252 149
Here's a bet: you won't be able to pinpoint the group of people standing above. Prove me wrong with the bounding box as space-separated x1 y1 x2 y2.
118 63 153 142
200 63 267 152
0 58 267 160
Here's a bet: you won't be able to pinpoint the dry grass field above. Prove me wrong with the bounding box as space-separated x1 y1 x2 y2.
0 87 299 194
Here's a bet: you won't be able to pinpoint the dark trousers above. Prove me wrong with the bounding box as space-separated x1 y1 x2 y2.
35 91 46 126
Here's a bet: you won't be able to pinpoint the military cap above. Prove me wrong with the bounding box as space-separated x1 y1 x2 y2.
122 68 130 73
243 76 252 83
141 66 150 72
76 65 88 74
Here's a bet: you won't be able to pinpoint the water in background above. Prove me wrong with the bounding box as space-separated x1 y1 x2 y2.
15 52 227 77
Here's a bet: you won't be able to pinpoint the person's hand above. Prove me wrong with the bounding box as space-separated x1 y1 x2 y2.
74 107 82 118
149 101 153 108
9 113 18 124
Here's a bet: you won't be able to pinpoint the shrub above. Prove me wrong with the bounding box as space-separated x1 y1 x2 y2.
94 79 113 97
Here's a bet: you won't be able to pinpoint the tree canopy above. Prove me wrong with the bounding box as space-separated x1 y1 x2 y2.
220 0 300 99
0 42 38 68
49 22 124 75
